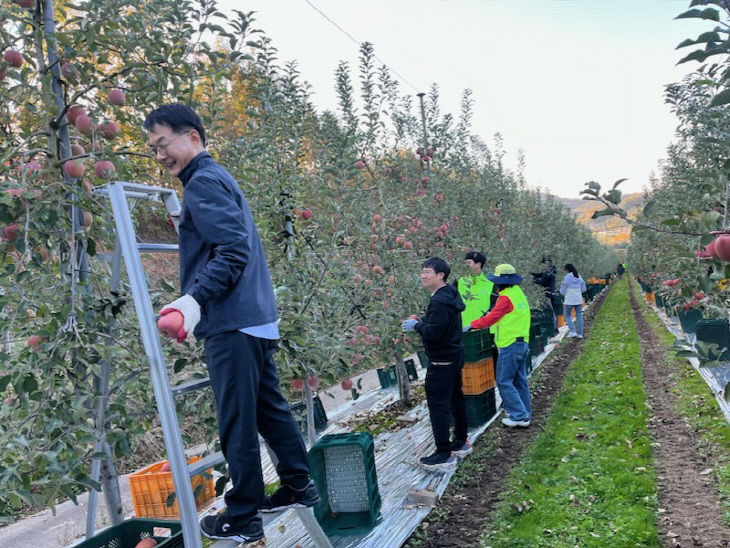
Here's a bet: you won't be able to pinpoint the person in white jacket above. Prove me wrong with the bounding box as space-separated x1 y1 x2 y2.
560 264 587 338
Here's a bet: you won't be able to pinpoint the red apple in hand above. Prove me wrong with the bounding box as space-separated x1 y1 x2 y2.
157 310 183 339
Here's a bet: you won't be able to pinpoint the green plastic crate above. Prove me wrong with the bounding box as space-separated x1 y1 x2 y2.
72 518 182 548
464 388 497 428
655 293 664 308
290 396 328 437
696 318 730 361
309 432 381 536
376 366 397 388
463 329 493 362
678 308 703 335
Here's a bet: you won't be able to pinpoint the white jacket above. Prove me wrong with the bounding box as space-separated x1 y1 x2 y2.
560 273 586 306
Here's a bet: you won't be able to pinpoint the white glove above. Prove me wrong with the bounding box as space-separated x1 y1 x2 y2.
159 294 200 342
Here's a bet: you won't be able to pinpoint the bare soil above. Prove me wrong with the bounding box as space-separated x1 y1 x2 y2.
410 289 610 548
629 284 730 547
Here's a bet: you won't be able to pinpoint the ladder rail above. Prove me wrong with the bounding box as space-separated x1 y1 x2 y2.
106 181 202 548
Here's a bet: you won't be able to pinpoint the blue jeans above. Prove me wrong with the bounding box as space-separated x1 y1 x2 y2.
495 341 531 421
564 304 583 336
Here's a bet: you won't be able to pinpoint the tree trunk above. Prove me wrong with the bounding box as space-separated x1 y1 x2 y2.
395 351 412 407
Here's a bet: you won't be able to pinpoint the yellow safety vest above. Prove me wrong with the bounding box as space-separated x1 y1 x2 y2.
493 285 530 348
457 274 495 328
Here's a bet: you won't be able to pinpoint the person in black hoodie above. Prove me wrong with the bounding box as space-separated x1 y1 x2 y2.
402 257 469 470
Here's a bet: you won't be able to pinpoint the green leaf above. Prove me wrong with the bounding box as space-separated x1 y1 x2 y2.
585 181 601 191
678 49 711 64
591 208 615 219
605 189 622 205
676 7 720 21
0 375 10 392
710 87 730 107
611 178 628 190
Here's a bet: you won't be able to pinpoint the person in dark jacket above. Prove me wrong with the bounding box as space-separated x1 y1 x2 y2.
402 257 469 470
146 104 318 544
531 255 557 329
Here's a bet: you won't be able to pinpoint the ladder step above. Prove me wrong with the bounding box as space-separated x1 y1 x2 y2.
189 451 225 476
137 243 179 252
170 377 211 396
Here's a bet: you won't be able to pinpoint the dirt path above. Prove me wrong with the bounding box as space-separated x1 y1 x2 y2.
411 289 610 548
629 284 730 547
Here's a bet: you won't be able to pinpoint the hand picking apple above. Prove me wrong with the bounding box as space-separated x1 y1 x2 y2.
158 294 200 342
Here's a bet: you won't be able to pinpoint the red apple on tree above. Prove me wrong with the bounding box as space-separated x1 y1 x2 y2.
291 378 304 390
66 106 85 125
98 121 119 139
3 223 19 241
74 113 95 136
4 50 23 68
306 376 319 389
94 160 115 178
17 0 36 9
71 144 85 156
64 159 86 178
108 88 126 106
27 335 45 348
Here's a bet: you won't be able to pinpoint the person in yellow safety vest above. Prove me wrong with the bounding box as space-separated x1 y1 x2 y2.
455 251 497 329
467 264 531 428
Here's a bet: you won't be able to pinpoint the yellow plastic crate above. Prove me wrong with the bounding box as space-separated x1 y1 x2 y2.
130 457 215 519
462 357 495 395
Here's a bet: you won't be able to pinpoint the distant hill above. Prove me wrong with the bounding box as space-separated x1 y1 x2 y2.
552 192 644 247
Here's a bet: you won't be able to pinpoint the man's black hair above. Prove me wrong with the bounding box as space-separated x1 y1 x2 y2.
143 103 206 145
422 256 451 282
464 250 486 268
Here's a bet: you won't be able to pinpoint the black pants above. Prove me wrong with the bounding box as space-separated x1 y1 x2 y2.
424 354 467 453
204 331 310 520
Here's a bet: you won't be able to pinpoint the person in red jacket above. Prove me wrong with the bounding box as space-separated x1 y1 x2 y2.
468 264 531 428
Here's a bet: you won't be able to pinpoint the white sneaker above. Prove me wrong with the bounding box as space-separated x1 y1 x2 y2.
502 417 531 428
566 332 577 338
577 334 583 339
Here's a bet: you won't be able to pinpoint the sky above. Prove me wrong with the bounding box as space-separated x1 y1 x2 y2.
216 0 710 199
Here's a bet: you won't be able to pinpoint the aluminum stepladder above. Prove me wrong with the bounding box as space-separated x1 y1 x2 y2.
98 181 332 548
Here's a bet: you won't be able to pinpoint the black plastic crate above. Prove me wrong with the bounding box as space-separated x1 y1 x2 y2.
72 518 182 548
417 350 430 369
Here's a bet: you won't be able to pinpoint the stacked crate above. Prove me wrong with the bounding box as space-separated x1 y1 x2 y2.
695 318 730 361
460 329 497 428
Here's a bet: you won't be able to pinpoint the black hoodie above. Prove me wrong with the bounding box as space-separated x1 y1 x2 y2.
415 284 466 362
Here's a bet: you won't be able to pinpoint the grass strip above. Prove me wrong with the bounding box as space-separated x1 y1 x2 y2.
644 304 730 526
479 280 659 547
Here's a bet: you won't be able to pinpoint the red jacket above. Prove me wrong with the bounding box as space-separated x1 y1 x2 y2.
470 295 513 330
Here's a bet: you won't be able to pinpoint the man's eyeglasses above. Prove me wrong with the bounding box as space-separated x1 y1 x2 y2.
149 130 191 156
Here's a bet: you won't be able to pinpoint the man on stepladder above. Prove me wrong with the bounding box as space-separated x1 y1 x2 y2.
145 104 319 544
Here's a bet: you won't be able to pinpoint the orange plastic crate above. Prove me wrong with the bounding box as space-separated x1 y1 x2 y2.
462 357 495 395
130 457 215 519
556 314 565 327
645 292 655 306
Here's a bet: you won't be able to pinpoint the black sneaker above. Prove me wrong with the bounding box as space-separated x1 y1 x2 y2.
199 512 264 544
260 479 320 513
418 451 457 471
448 439 473 457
